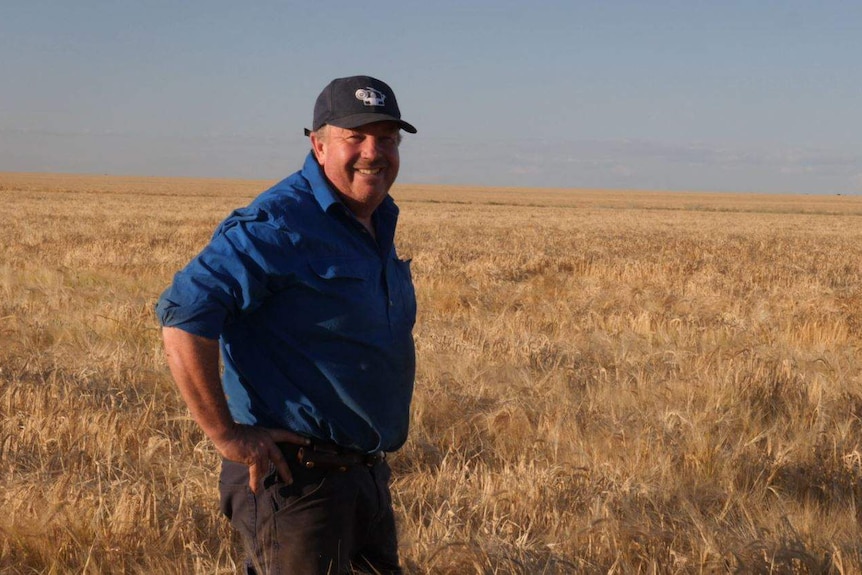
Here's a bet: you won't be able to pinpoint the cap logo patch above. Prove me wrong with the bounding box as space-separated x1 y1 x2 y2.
355 87 386 107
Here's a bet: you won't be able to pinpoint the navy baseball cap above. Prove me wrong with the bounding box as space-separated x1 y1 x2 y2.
304 75 417 136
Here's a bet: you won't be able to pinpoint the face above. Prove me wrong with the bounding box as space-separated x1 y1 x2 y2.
310 121 401 218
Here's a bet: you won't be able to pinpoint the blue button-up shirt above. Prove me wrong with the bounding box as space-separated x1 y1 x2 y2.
156 152 416 453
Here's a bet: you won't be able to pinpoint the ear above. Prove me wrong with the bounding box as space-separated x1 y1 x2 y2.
310 131 326 164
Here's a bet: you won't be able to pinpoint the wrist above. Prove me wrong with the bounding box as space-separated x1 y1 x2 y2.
208 420 241 446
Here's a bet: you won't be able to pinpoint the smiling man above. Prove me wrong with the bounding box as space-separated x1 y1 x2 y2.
156 76 417 575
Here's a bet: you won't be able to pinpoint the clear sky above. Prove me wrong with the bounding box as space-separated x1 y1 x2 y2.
2 1 860 194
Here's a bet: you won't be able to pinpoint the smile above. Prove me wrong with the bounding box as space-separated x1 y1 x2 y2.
356 167 384 176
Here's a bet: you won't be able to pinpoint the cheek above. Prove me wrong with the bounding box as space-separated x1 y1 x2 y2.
322 150 352 174
386 149 400 169
319 141 352 165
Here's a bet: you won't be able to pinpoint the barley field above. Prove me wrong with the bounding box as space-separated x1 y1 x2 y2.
1 172 861 574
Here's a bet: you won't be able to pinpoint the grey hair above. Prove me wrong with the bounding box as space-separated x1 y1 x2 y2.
312 125 330 141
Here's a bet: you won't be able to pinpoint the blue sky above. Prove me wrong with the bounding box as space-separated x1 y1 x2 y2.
2 1 860 194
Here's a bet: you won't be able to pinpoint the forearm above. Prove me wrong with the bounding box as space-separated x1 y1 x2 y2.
162 326 236 443
161 326 309 491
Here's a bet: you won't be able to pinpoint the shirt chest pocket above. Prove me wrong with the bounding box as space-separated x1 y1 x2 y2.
308 258 372 282
305 257 382 312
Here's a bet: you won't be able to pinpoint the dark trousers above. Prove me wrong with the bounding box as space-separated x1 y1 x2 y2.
219 454 402 575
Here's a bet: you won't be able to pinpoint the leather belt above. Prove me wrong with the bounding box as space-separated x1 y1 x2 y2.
278 441 386 472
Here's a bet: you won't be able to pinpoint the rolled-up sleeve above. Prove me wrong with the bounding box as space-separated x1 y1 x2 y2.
155 208 280 339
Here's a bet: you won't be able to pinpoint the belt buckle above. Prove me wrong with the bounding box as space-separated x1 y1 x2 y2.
365 451 386 467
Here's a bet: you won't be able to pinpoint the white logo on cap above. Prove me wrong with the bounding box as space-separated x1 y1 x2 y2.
355 88 386 107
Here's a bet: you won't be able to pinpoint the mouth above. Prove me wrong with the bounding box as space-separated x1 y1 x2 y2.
355 166 385 176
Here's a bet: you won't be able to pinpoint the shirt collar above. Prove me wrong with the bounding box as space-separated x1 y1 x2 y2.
301 151 342 213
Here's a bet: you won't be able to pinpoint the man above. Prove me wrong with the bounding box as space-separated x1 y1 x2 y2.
156 75 417 574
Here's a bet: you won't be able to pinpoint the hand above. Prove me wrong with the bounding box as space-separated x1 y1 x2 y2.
213 424 310 494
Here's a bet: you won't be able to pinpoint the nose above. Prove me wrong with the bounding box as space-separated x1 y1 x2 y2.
359 136 386 159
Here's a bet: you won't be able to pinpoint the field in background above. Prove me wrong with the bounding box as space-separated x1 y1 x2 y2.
1 172 861 574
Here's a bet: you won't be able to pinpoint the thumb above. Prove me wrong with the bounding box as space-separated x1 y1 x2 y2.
248 460 265 495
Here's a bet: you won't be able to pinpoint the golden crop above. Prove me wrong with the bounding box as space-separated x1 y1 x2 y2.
1 172 861 573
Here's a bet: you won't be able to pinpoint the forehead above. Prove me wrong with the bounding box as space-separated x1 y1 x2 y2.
330 121 401 137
